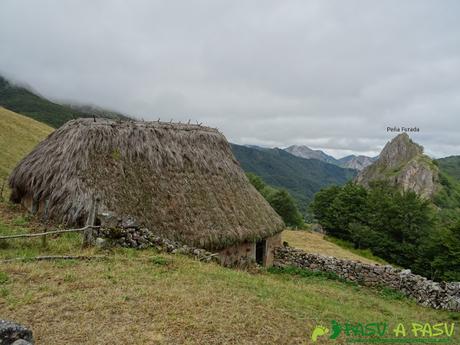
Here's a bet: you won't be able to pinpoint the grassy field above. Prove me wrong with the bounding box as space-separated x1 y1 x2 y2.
0 107 53 186
282 230 388 265
0 204 458 345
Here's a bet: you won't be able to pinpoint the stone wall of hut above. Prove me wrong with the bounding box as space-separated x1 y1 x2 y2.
97 213 281 267
218 233 281 267
218 241 256 267
264 233 282 267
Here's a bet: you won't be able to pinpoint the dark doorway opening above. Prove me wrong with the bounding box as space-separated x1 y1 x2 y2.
256 240 266 265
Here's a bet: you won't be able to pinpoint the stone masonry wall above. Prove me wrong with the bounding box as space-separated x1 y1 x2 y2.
96 213 262 266
275 246 460 312
96 213 219 263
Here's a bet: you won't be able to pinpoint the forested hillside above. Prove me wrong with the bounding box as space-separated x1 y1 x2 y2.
231 144 357 210
0 75 129 128
437 156 460 181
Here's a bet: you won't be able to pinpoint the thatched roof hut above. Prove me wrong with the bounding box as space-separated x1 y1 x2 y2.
9 119 284 257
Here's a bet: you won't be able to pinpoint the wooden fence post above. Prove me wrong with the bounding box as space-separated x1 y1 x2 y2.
83 196 100 247
31 195 39 215
41 199 50 248
0 179 5 202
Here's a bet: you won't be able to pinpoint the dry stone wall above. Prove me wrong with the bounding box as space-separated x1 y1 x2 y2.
275 246 460 311
96 213 219 263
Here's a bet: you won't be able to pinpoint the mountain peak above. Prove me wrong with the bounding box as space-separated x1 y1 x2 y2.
378 133 424 169
338 155 378 171
284 145 338 165
285 145 375 170
356 134 437 198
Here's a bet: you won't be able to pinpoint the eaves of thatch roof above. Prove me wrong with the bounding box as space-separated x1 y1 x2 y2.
9 118 284 250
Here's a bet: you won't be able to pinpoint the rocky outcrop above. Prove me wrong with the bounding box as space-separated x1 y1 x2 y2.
0 320 33 345
376 133 424 168
393 159 438 198
356 133 439 198
275 247 460 311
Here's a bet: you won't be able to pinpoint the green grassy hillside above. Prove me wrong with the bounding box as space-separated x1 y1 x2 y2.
0 107 53 184
0 75 129 128
0 206 457 345
232 144 357 210
434 156 460 210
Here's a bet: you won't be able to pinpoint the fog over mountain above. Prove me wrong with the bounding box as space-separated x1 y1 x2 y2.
1 1 460 157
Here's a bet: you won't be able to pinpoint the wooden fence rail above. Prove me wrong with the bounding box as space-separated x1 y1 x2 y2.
0 225 100 240
1 255 107 263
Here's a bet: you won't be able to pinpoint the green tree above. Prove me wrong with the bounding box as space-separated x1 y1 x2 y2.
309 185 341 229
348 222 374 249
247 173 304 228
311 183 368 240
328 183 368 240
365 183 433 268
311 181 444 280
268 189 304 228
420 223 460 281
246 173 266 194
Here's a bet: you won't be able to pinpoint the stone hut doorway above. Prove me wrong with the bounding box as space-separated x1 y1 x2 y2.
256 239 266 265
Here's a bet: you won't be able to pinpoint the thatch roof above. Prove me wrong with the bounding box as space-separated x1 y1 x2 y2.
9 118 284 250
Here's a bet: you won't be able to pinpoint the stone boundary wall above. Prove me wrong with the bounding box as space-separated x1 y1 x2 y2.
274 246 460 311
96 214 219 263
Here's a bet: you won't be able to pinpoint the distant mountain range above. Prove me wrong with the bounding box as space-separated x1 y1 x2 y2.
234 138 460 211
231 144 357 210
337 155 378 171
284 145 337 165
0 75 131 128
285 145 377 171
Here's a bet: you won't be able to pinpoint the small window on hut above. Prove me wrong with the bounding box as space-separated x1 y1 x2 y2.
256 240 266 265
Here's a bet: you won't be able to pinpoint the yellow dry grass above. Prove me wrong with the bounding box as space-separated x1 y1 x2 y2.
0 107 53 182
282 230 384 265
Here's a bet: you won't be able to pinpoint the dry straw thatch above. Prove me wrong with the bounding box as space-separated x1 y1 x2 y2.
9 118 284 250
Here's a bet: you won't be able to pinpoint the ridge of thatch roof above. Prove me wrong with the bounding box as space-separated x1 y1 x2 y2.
9 118 284 250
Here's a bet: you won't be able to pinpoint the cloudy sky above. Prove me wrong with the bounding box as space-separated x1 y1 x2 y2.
1 1 459 158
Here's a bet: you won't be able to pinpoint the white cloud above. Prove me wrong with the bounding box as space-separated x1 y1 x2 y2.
1 0 459 157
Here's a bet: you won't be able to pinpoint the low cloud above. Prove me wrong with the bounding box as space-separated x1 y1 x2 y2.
1 0 459 157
